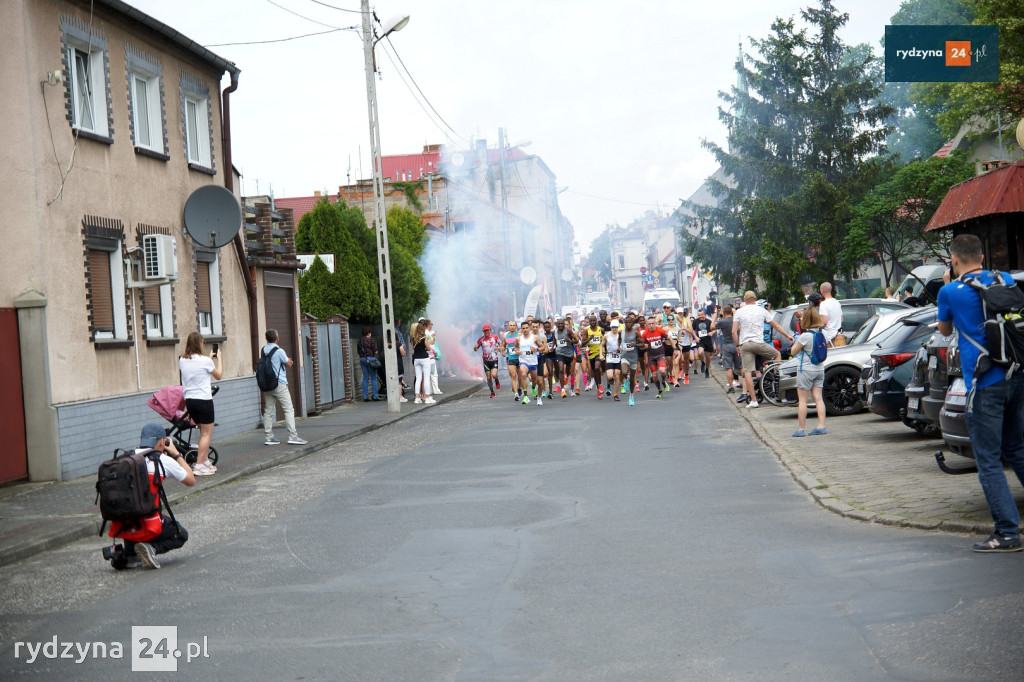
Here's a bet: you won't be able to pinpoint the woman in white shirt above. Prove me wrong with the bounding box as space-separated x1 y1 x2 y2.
178 332 223 476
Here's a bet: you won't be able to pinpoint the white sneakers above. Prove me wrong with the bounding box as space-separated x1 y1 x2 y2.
423 397 437 404
746 401 760 409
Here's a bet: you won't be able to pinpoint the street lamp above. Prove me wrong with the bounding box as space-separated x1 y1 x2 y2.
361 1 409 412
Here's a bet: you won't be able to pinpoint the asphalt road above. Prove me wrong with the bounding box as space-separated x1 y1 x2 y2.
2 378 1023 681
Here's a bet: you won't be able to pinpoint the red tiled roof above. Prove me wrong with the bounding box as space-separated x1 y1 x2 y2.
932 140 954 158
381 151 441 181
273 195 337 227
925 162 1024 232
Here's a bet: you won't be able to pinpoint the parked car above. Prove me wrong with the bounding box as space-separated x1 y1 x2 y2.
939 341 972 458
903 330 956 432
777 307 920 415
865 308 939 420
895 263 947 306
772 298 909 359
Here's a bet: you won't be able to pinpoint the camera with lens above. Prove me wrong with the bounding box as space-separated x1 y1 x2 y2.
102 543 124 561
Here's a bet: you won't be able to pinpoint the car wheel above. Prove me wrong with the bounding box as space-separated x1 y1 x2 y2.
822 366 864 416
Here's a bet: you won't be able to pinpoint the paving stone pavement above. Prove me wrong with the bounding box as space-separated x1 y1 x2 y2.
704 361 1011 536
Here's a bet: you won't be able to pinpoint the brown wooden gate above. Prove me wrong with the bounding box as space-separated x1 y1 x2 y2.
0 309 28 483
263 271 299 419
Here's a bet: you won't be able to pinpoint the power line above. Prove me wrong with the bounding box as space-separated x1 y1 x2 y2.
304 0 364 13
265 0 342 29
205 27 355 47
564 189 676 209
382 36 468 145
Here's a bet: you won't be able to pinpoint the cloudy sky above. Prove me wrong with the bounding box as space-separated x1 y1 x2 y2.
130 0 902 251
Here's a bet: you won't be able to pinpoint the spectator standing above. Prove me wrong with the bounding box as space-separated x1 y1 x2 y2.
411 319 436 404
937 234 1024 552
261 329 307 445
178 332 221 476
427 320 442 394
394 321 408 403
357 327 380 402
789 306 827 437
818 282 843 345
713 305 742 393
902 287 922 307
884 286 897 300
733 291 793 408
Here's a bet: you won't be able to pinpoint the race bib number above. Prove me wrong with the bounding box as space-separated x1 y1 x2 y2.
650 339 662 349
669 331 678 339
624 342 635 351
557 339 568 348
698 330 708 338
589 336 601 346
608 352 620 360
522 350 536 360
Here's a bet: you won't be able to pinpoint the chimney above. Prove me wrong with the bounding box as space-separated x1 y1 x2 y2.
314 190 321 198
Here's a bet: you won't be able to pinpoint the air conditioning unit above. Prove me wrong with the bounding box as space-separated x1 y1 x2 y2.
143 234 178 281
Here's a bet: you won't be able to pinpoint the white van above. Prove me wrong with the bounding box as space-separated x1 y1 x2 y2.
896 264 946 304
642 288 681 313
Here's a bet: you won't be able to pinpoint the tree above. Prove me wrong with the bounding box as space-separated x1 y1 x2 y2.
385 206 428 259
295 199 378 322
583 225 614 293
843 155 974 284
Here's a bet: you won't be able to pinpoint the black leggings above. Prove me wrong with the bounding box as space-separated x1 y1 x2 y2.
125 517 189 557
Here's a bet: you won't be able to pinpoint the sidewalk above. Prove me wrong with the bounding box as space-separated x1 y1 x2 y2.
704 359 1000 536
0 381 482 569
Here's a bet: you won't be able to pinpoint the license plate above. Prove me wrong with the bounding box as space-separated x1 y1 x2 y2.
908 397 919 411
867 392 873 406
858 380 865 393
928 356 937 370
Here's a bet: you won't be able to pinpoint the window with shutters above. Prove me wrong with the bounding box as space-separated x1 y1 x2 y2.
180 72 214 173
137 227 175 340
195 252 222 336
83 217 129 343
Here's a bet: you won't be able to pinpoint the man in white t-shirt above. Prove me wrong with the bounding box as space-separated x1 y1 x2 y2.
732 291 793 408
818 282 843 343
262 329 307 446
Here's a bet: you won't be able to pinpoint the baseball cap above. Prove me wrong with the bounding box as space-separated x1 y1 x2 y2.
140 422 165 448
611 320 621 329
676 306 685 313
482 324 490 331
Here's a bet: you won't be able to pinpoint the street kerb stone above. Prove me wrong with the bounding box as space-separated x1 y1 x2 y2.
707 359 1002 535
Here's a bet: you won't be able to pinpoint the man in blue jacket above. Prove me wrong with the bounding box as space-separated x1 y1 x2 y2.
937 234 1024 552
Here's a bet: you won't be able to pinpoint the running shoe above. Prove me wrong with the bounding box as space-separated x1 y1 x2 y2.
597 391 603 400
495 379 501 389
490 391 495 399
705 369 710 378
575 389 580 396
726 387 735 394
424 397 437 404
414 397 423 404
736 393 749 403
664 383 670 393
973 533 1023 553
613 396 620 402
537 396 543 406
135 542 160 570
635 384 641 393
683 374 689 385
620 385 626 394
521 396 530 405
547 392 554 400
644 383 650 391
746 400 759 409
561 389 567 399
656 392 663 399
287 436 308 445
628 395 635 406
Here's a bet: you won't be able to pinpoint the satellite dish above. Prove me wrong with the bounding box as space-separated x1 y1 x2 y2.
520 266 537 285
183 185 242 248
1017 118 1024 149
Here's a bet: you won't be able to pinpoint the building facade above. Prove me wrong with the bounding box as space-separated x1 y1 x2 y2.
1 0 264 482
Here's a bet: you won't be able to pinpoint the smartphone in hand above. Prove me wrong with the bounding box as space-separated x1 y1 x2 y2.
212 343 219 358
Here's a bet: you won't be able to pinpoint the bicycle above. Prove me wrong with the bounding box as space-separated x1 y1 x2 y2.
757 359 787 407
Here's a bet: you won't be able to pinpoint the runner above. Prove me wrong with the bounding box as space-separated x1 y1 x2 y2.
515 320 549 406
676 307 694 385
501 320 521 401
602 320 624 401
691 309 715 378
584 315 605 395
553 318 577 398
713 305 743 394
642 315 670 398
620 315 641 406
541 319 558 399
473 324 501 398
635 316 650 392
663 310 682 388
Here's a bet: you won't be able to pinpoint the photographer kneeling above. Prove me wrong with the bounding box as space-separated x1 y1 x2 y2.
109 423 195 569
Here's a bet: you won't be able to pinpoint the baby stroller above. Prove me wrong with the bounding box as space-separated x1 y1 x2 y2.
146 385 220 466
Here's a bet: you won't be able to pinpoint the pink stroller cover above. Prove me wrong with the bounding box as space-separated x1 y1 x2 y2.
147 385 188 423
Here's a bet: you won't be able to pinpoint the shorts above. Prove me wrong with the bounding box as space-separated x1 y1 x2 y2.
556 354 573 368
605 356 620 368
185 398 215 425
542 354 558 368
678 344 691 354
620 355 638 370
506 357 519 368
648 354 667 369
522 362 538 372
796 370 824 390
483 360 498 371
721 347 741 371
700 339 715 353
741 340 778 373
666 345 676 357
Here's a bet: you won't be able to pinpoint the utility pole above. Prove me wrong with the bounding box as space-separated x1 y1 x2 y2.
499 127 516 320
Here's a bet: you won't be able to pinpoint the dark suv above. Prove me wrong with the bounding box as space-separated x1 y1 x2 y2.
903 331 955 432
939 341 972 458
772 298 909 358
865 307 938 420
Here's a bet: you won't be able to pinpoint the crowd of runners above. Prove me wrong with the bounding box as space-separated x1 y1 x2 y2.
471 303 756 407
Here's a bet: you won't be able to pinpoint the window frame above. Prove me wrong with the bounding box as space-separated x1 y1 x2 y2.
180 72 214 172
83 217 130 345
195 253 222 337
61 15 112 142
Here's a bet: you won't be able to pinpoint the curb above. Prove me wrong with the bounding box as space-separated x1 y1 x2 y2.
1 383 483 569
708 361 986 536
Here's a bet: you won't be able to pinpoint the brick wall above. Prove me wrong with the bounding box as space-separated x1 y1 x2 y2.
56 375 259 481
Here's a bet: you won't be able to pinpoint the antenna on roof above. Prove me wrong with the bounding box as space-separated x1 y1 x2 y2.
347 155 351 185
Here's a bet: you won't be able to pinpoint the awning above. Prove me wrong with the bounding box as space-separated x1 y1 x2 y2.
925 161 1024 231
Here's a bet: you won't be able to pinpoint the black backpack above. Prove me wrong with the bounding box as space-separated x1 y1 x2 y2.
256 345 280 392
95 448 170 536
958 272 1024 377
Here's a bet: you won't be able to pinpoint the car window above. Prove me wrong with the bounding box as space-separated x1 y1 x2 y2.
788 308 803 333
840 304 872 335
875 304 906 314
867 322 905 347
849 316 877 345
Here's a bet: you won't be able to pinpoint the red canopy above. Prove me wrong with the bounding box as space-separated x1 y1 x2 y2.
926 161 1024 232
